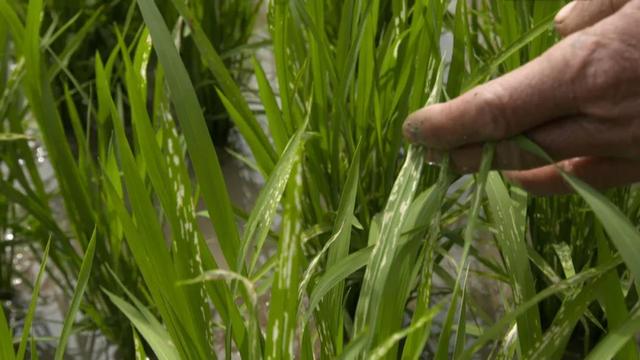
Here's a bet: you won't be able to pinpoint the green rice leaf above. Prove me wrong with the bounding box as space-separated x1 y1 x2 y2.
137 0 242 268
4 0 95 245
337 330 370 360
0 302 15 360
253 56 288 153
54 230 97 360
524 276 607 359
240 124 307 275
454 273 469 359
16 240 50 360
305 246 373 325
317 145 361 353
0 133 30 141
486 173 541 352
585 306 640 360
370 302 444 360
461 259 621 359
46 6 103 82
271 0 294 133
436 144 494 360
353 144 424 353
401 167 453 360
265 169 304 360
24 0 42 91
463 13 555 90
179 270 261 359
446 0 468 96
166 0 277 173
117 30 218 355
595 225 639 359
0 2 25 52
102 46 208 357
216 89 275 176
133 329 147 360
105 291 180 360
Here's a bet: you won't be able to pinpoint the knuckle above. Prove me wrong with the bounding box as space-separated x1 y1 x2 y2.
574 35 614 91
554 18 571 37
569 31 640 110
476 84 513 140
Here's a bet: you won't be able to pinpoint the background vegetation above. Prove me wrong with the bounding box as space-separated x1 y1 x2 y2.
1 0 640 359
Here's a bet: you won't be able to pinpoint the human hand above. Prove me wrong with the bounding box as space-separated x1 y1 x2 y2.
403 0 640 195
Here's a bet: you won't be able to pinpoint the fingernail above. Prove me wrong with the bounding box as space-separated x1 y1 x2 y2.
425 148 444 166
402 116 422 144
555 2 576 24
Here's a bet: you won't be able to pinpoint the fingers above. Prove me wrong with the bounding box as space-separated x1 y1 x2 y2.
555 0 630 37
403 34 585 149
426 115 630 173
504 157 640 196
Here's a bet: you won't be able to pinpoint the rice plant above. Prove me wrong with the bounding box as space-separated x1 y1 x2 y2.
1 0 640 359
1 0 262 356
9 0 262 142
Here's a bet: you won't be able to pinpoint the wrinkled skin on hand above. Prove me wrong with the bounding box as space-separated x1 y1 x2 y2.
403 0 640 195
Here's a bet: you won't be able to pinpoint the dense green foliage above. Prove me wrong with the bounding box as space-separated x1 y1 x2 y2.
1 0 640 359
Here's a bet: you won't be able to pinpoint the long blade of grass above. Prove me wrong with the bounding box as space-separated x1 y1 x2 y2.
594 224 638 359
0 2 24 51
524 276 608 359
463 13 555 90
265 166 305 360
216 89 277 175
446 0 468 96
585 305 640 360
240 124 308 275
435 144 494 360
486 173 542 353
54 229 97 360
401 63 450 360
337 330 370 360
271 0 295 134
460 258 621 359
318 145 361 354
253 56 288 154
401 162 453 360
0 303 15 360
101 51 208 357
179 270 261 359
118 30 220 355
133 329 148 360
453 271 469 359
305 246 373 325
166 0 277 173
370 302 445 360
46 6 103 82
353 144 424 353
16 239 50 360
137 0 242 267
2 0 95 245
105 291 180 360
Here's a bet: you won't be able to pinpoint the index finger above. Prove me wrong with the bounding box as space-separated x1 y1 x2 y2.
403 33 587 149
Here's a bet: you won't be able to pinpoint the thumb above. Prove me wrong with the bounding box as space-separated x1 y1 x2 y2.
555 0 629 37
